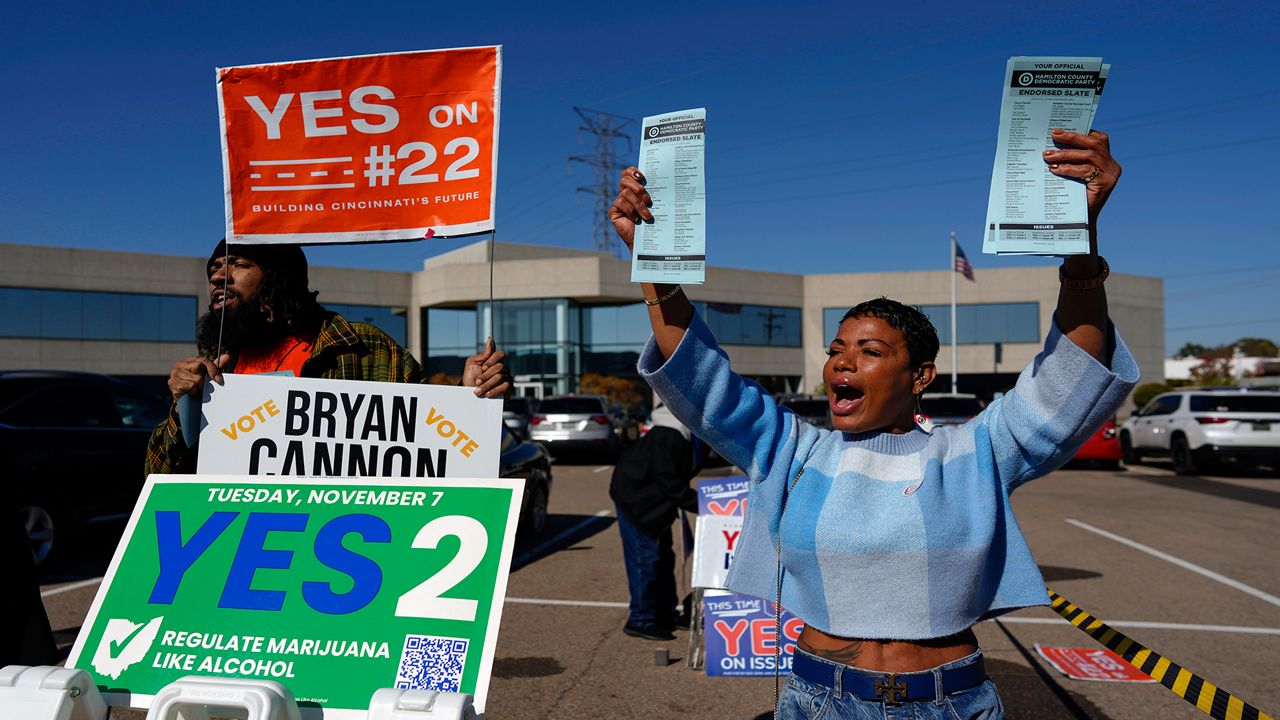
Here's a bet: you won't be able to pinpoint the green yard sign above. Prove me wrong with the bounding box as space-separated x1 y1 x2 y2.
65 474 523 718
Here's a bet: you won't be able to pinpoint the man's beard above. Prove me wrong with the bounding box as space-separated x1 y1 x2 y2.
197 301 286 357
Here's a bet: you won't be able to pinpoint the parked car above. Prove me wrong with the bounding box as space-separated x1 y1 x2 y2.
498 424 554 536
780 396 832 430
502 396 536 438
528 394 617 457
1073 416 1122 469
917 393 985 432
0 370 170 564
1120 389 1280 475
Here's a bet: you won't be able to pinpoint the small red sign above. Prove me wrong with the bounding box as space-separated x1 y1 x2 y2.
1036 645 1154 683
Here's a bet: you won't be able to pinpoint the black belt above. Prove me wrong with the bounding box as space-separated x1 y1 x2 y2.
792 651 986 706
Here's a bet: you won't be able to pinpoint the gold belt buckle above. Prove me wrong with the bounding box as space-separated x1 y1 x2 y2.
874 674 909 706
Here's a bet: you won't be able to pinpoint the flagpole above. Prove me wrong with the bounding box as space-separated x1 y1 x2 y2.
950 231 958 394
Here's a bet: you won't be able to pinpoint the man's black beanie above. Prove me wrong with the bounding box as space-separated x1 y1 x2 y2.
207 238 309 285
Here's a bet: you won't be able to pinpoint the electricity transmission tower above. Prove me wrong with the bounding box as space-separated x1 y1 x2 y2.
568 107 634 255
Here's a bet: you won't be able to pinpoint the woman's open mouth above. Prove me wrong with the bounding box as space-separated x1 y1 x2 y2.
829 382 864 415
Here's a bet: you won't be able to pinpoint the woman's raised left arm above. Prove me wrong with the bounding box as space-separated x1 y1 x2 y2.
1044 128 1122 363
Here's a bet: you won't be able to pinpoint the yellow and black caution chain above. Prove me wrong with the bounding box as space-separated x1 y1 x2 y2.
1047 589 1275 720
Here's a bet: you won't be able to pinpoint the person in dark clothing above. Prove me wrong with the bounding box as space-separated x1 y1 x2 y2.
610 405 704 641
2 498 59 666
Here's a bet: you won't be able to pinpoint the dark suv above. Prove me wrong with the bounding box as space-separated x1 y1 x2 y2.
0 371 169 564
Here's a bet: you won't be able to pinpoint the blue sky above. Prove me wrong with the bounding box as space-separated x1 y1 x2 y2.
3 1 1277 354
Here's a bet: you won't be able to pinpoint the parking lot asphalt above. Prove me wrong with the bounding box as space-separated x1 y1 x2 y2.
37 457 1279 720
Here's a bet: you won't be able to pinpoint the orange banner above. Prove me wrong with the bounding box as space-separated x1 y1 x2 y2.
217 46 500 244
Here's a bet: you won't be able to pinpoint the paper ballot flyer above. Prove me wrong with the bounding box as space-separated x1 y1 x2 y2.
983 57 1105 256
631 108 707 284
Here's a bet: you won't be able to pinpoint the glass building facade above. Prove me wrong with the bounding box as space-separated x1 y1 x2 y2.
0 287 196 342
822 302 1039 345
326 303 408 347
424 299 803 397
697 302 801 347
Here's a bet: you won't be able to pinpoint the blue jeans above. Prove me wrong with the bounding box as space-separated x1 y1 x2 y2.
614 505 677 630
777 648 1005 720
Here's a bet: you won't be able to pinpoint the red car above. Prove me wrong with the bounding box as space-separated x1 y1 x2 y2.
1073 417 1122 468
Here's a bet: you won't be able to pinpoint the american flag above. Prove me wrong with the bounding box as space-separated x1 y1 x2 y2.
954 242 976 282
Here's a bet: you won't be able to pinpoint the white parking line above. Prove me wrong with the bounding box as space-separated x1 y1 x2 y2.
1066 518 1280 608
507 597 628 609
515 509 614 566
592 465 612 473
994 617 1280 636
41 577 103 598
498 601 1280 635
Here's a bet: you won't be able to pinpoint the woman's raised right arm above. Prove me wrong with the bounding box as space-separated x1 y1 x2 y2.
610 167 801 481
608 167 693 359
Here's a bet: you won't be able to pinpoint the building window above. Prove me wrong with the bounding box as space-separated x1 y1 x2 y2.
919 303 1039 345
483 299 566 381
583 303 649 377
325 303 408 346
822 307 848 345
694 302 801 347
0 287 196 342
425 299 801 395
422 307 479 379
823 303 1039 346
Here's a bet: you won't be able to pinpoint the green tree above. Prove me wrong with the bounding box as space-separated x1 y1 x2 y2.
1175 342 1208 359
578 373 648 412
1175 337 1277 359
427 371 462 386
1189 357 1236 387
1133 383 1169 410
1237 337 1279 357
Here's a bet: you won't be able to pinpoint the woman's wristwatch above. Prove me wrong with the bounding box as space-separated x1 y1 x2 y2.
1059 256 1109 291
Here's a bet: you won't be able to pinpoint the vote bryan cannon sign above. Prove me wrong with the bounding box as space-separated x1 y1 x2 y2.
65 475 522 718
217 46 501 244
196 374 500 479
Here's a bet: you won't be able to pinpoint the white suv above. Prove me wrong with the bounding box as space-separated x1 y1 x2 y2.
1120 389 1280 475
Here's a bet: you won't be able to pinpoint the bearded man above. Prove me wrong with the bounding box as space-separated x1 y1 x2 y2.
145 240 510 474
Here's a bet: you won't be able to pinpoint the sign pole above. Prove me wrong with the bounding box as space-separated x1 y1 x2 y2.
950 231 958 394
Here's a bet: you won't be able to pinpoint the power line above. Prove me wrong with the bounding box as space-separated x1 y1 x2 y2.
712 89 1278 180
1168 317 1280 332
1164 263 1280 279
568 107 634 256
712 147 988 193
715 175 984 207
1125 133 1280 160
712 133 1280 208
1166 279 1278 302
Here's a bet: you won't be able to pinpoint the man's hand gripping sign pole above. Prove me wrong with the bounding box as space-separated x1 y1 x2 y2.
217 46 501 244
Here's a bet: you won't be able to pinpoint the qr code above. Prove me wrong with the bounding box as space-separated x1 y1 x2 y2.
394 634 469 693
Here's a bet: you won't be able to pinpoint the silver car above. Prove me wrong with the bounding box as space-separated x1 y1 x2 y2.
1120 389 1280 475
917 393 985 431
528 395 617 456
780 396 832 430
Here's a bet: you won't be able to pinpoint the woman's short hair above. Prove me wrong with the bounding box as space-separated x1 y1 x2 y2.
840 298 940 369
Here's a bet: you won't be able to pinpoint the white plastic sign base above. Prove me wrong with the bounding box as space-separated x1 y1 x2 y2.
0 665 108 720
145 676 302 720
368 688 476 720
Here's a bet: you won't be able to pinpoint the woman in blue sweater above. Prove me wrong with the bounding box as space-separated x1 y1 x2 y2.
608 129 1138 719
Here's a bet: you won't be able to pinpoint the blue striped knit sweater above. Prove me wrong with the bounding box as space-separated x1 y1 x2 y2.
638 312 1139 640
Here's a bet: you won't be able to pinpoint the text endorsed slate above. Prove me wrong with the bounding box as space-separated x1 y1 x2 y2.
217 46 501 244
65 475 523 718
